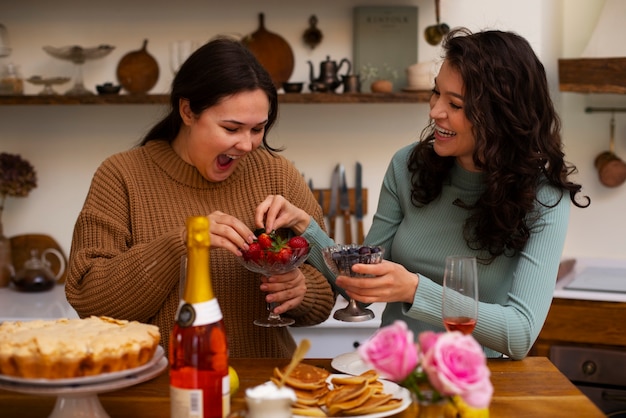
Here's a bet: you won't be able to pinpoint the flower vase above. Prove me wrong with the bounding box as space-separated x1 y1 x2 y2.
0 221 14 287
416 400 447 418
412 392 448 418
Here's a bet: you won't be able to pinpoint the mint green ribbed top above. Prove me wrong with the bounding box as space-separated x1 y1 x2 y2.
303 142 570 359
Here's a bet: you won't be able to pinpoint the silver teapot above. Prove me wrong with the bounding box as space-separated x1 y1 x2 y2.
308 55 351 92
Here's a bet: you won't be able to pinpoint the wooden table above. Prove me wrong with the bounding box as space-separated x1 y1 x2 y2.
0 357 605 418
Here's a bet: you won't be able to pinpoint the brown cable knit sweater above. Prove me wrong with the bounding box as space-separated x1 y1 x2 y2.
66 140 335 358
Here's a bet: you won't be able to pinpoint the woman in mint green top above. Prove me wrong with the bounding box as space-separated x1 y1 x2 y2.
256 28 589 359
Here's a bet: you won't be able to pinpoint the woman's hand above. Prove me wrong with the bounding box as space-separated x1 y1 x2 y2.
255 195 311 235
336 261 420 304
205 211 256 256
260 268 307 314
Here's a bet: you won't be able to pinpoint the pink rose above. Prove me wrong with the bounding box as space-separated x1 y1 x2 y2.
421 331 493 409
358 320 419 382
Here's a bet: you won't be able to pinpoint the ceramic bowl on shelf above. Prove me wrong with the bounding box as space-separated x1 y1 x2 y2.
282 82 303 93
96 83 121 95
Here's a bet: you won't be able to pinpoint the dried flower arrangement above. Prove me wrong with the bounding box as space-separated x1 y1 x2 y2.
0 152 37 229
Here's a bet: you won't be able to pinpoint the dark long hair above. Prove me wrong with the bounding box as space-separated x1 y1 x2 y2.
140 36 280 152
409 28 590 263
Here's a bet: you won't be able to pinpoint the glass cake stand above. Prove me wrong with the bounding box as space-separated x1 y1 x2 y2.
0 347 166 418
26 76 71 95
43 44 114 96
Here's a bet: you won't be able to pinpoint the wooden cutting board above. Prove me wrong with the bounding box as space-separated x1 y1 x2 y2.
242 13 294 89
10 234 68 283
116 39 159 94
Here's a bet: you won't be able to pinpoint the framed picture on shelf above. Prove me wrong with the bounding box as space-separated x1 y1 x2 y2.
353 6 418 93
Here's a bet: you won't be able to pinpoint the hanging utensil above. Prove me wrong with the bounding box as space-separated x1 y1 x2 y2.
355 162 365 244
594 112 626 187
424 0 450 46
302 15 323 49
339 165 352 244
328 165 340 240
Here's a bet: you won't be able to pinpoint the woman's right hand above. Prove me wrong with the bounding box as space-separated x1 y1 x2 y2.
206 211 256 256
255 195 311 235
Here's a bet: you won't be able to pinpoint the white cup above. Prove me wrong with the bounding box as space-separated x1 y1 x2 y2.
245 382 295 418
406 61 437 90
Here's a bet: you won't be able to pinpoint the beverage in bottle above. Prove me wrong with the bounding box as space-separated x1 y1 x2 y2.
170 216 230 418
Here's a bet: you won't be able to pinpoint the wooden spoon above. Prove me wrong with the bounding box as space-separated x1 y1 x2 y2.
277 339 311 388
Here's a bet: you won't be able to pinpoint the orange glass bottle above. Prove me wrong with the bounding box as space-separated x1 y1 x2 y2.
170 216 230 418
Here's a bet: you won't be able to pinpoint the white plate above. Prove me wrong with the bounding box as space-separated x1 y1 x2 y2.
0 356 168 396
331 351 371 376
0 345 164 387
292 373 411 418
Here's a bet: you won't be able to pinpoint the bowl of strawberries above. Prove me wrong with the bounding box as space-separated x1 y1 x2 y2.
239 229 310 275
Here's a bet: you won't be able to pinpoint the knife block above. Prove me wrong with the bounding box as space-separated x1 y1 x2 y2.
311 188 367 216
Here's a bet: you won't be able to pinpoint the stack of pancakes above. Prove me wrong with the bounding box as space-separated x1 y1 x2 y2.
271 363 402 416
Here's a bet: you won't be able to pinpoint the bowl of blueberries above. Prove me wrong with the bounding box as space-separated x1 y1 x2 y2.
322 244 384 278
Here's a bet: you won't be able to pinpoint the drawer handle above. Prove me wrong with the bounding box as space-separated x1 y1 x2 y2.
602 391 626 404
582 360 597 376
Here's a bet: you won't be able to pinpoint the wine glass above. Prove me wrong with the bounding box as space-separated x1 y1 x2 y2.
322 244 384 322
237 246 310 327
169 40 200 74
442 255 479 334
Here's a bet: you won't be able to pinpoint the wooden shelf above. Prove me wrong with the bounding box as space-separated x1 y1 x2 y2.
0 91 431 106
559 57 626 94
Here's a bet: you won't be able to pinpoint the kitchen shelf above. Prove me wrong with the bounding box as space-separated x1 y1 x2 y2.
558 57 626 94
0 91 431 106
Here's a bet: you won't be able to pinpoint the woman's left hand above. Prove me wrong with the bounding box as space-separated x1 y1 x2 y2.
260 268 307 314
255 195 311 235
336 260 419 304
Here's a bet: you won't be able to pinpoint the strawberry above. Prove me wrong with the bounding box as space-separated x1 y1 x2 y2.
242 242 262 262
275 247 293 264
288 236 309 250
257 232 273 249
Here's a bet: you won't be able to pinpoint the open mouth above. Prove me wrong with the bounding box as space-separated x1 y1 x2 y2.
217 154 240 169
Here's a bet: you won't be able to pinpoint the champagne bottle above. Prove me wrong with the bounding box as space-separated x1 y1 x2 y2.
170 216 230 418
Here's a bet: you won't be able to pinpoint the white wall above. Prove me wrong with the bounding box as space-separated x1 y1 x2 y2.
1 0 624 260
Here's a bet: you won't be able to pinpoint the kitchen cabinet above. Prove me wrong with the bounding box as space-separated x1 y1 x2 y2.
290 296 384 358
530 297 626 356
0 91 432 105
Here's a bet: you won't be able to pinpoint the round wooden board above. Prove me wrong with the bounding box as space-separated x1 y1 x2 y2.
242 13 294 89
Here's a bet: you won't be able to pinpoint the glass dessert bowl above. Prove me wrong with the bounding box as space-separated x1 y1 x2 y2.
322 244 384 322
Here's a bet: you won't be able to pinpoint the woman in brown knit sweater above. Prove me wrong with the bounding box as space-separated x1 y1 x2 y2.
65 37 335 358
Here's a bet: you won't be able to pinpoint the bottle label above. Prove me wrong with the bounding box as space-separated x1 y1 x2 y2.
170 386 204 418
176 299 223 327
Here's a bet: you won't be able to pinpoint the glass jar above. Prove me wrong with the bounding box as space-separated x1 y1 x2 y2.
0 63 24 95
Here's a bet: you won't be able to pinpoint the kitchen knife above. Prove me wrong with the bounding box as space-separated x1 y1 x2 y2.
328 164 340 240
355 162 365 244
339 164 353 244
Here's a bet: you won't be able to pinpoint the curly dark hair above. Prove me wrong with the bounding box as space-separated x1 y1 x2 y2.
408 27 589 263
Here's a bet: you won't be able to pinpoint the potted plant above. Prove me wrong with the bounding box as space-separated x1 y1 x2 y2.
360 63 398 93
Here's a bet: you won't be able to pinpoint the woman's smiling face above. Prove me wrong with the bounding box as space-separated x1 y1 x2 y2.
429 60 478 172
174 89 270 182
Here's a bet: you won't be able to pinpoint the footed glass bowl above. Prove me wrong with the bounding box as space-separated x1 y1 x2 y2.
238 246 310 276
322 244 384 277
322 244 384 322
